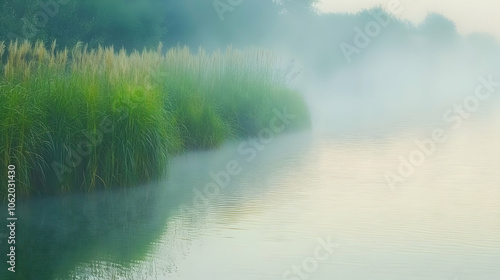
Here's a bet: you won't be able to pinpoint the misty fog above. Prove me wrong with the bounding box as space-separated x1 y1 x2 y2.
2 1 500 279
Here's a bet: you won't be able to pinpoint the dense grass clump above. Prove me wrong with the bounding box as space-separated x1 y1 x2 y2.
0 41 310 198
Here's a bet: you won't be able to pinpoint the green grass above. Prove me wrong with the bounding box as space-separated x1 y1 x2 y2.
0 40 310 199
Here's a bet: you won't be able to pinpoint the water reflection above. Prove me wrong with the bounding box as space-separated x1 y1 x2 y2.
2 113 500 279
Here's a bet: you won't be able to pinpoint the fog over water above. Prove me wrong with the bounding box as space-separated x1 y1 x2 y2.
2 1 500 279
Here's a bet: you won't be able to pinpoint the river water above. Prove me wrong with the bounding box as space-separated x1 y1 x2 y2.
2 103 500 280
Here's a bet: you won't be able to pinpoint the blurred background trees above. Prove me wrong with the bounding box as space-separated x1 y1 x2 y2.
0 0 497 78
0 0 317 50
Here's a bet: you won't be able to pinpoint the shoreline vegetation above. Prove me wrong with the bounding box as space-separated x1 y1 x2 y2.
0 40 310 199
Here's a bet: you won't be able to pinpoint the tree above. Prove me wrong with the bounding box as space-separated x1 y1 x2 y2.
276 0 319 14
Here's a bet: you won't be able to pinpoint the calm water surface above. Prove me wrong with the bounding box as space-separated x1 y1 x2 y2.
3 109 500 280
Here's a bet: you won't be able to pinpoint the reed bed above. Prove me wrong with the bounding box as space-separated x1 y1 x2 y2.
0 40 309 198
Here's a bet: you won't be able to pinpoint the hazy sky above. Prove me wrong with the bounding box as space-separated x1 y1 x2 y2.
315 0 500 40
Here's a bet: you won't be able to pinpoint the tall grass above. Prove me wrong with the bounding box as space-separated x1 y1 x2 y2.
0 40 310 198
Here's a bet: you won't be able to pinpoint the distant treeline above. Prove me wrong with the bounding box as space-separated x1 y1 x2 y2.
2 1 498 74
0 0 318 50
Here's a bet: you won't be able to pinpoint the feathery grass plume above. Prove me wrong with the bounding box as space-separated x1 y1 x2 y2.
0 41 309 199
0 41 5 63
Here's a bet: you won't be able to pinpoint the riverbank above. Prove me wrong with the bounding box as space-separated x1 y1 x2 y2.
0 40 310 199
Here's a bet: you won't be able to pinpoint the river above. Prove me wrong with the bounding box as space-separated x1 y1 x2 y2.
2 104 500 280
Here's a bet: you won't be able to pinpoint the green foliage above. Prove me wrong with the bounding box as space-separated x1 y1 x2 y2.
0 41 310 199
0 0 169 50
0 0 321 51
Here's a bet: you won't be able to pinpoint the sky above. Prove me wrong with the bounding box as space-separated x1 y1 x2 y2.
315 0 500 41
